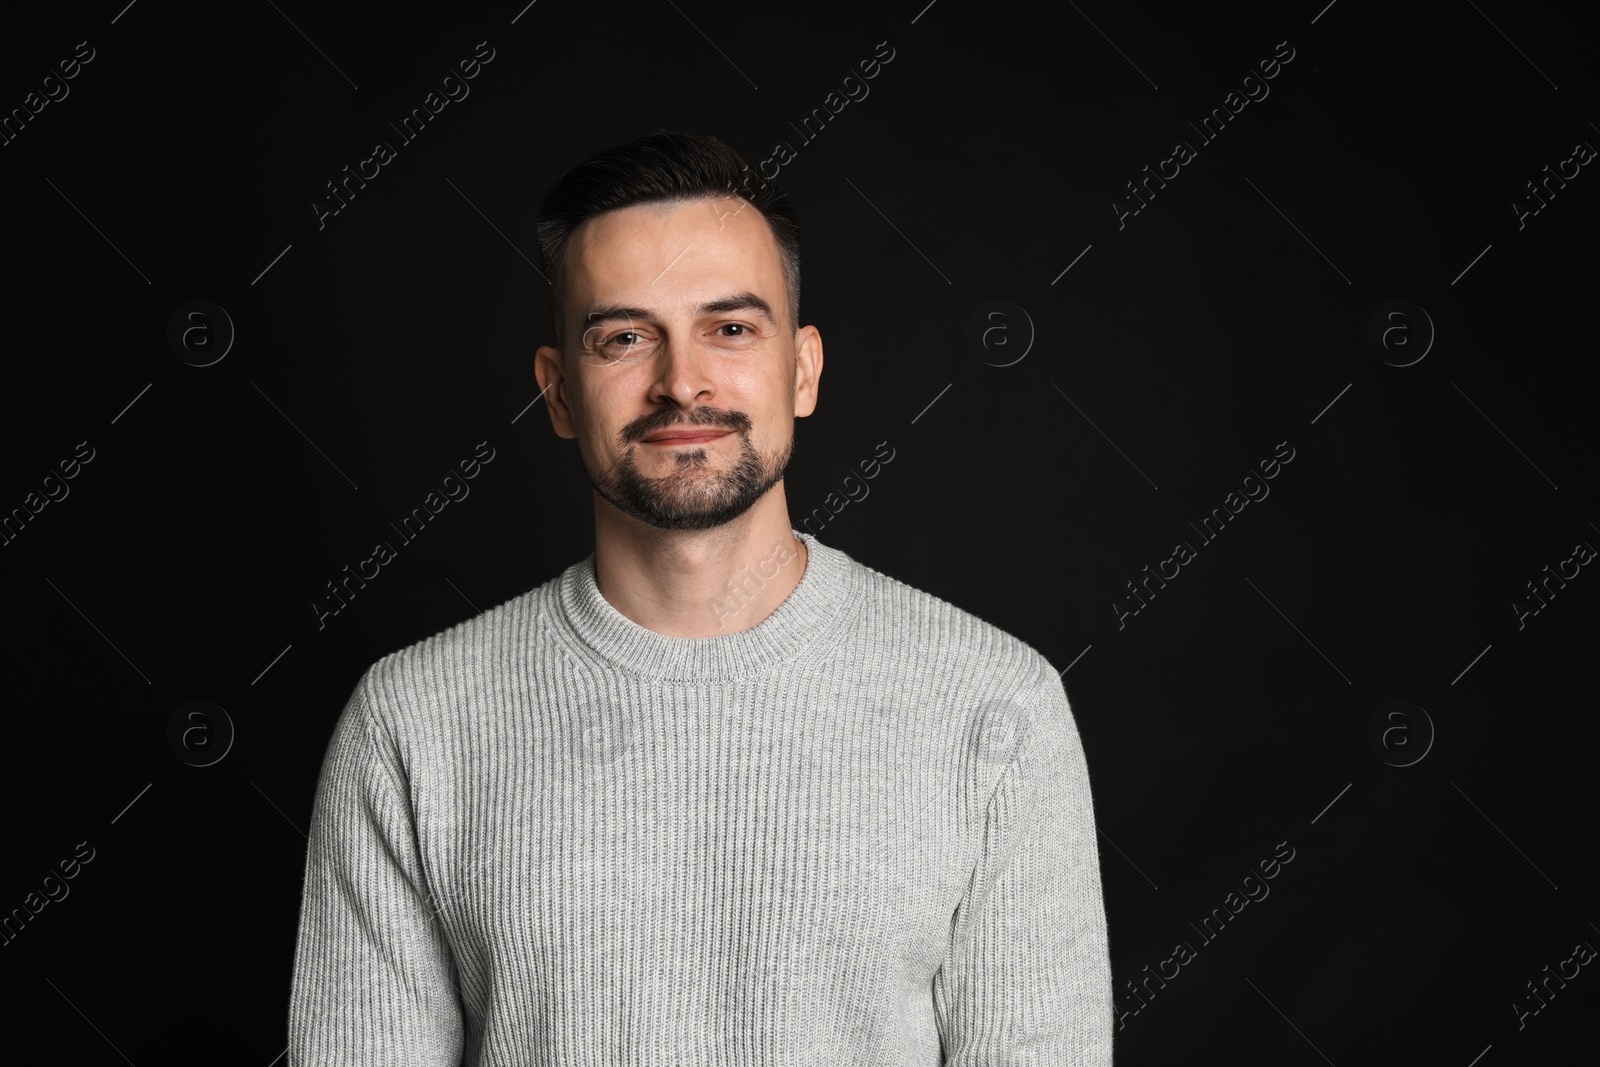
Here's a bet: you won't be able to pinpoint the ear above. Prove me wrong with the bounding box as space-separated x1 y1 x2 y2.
792 324 823 418
534 344 578 439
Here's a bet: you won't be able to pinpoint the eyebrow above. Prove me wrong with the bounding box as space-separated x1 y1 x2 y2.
581 291 779 331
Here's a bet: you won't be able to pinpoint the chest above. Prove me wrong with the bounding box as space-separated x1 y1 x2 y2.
415 699 974 998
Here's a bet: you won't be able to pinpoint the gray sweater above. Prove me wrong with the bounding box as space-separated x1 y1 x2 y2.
288 529 1112 1065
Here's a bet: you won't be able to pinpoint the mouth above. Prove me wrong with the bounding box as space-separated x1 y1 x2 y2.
642 430 732 445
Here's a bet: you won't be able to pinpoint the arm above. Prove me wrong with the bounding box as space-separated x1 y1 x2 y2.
288 677 465 1065
933 665 1113 1065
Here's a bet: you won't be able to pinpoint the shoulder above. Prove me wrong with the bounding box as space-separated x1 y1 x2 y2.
827 541 1091 790
351 563 568 730
833 542 1065 708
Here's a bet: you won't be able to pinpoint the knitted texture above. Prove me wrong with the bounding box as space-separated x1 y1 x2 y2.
288 530 1112 1065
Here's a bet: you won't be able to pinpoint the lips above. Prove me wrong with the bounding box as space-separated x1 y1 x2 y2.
643 430 732 444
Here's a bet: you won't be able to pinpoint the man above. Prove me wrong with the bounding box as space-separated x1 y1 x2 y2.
288 130 1112 1065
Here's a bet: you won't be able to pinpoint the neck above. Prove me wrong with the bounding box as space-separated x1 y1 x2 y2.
590 487 809 638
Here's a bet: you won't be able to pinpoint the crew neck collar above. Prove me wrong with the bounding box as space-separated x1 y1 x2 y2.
553 529 855 681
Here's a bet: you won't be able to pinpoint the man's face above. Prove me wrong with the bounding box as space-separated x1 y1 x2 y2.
535 196 820 532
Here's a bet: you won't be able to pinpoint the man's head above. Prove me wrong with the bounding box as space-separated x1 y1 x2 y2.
532 131 822 533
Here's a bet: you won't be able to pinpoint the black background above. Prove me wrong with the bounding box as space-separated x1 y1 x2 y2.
1 1 1595 1063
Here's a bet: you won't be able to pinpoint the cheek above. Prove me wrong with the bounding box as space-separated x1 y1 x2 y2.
567 396 615 456
746 359 794 405
572 377 615 433
738 383 790 436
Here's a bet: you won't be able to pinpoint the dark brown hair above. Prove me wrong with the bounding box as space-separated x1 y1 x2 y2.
535 130 801 343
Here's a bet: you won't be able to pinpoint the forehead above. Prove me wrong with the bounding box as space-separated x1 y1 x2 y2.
564 197 787 321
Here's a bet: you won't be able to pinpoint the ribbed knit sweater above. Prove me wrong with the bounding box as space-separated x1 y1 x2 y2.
287 529 1112 1065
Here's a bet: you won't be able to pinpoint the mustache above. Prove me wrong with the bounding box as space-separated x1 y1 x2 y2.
623 407 751 444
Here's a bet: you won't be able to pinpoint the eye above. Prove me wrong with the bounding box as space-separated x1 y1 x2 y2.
716 323 756 339
599 330 650 358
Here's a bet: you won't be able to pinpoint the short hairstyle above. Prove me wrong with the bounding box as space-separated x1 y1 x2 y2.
534 130 802 345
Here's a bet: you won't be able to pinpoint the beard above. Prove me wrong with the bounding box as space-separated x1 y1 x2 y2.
580 407 793 532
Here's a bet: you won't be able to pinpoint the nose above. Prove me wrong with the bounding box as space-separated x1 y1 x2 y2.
650 332 715 409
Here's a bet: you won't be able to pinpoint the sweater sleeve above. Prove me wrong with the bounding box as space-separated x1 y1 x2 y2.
287 677 465 1065
932 666 1114 1065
